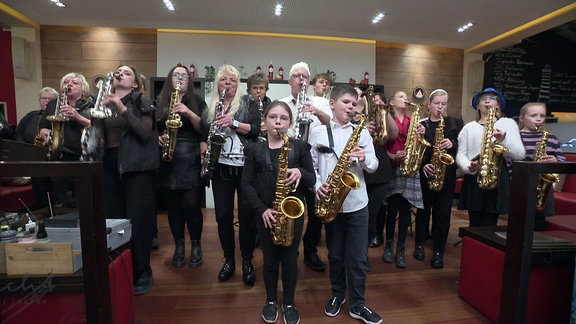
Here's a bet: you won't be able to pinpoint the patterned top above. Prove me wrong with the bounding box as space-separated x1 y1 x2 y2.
520 130 566 162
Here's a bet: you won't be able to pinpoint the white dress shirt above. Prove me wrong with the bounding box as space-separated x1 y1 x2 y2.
309 120 378 213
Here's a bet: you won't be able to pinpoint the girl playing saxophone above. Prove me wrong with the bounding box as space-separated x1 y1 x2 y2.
456 88 525 227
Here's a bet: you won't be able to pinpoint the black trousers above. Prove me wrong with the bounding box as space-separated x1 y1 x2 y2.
257 213 304 305
212 164 255 261
104 148 157 279
160 188 204 242
385 193 412 245
415 177 455 253
367 183 388 239
302 188 323 256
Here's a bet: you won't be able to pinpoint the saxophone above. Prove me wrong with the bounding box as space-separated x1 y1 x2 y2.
400 102 431 177
363 86 388 146
46 86 70 160
33 111 45 146
477 106 508 190
200 87 229 180
292 82 312 142
81 72 114 161
315 113 365 223
161 81 183 162
428 115 455 191
534 125 560 211
271 130 305 247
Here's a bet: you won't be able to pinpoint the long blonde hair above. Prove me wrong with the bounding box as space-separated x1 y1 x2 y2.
206 64 242 121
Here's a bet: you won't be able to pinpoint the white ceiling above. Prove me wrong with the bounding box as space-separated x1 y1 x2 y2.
1 0 575 52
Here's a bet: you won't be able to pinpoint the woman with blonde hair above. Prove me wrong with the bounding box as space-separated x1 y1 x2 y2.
203 64 261 285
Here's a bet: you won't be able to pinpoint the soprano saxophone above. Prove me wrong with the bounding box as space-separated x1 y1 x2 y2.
400 102 431 177
534 125 559 211
161 81 183 162
428 115 455 191
363 86 388 146
477 106 508 190
200 87 229 180
46 86 70 160
81 72 114 161
271 130 305 247
315 113 365 223
292 82 312 142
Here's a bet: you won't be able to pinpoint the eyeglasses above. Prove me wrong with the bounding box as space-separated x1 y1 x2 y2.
290 73 309 79
480 95 498 102
173 72 190 79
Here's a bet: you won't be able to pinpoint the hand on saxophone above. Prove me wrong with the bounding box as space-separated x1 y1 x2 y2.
104 93 127 114
423 163 436 178
316 183 330 201
285 168 302 189
440 138 453 150
415 124 426 135
262 208 279 229
492 128 506 143
349 146 366 163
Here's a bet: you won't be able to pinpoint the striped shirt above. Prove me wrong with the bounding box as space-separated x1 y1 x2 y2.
520 130 566 162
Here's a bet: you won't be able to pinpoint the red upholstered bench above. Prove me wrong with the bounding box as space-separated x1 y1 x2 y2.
0 183 36 212
458 229 574 323
554 153 576 215
546 215 576 233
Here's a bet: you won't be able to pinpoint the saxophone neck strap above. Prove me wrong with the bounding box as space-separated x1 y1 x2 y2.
326 124 335 149
264 143 293 172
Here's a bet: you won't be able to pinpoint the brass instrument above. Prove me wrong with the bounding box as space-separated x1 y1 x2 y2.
363 86 388 145
477 106 508 190
315 113 365 223
161 81 184 162
400 102 431 177
46 86 70 160
271 130 305 246
201 87 229 180
81 72 115 161
428 116 455 191
292 82 312 142
257 95 267 142
534 125 559 211
33 111 45 146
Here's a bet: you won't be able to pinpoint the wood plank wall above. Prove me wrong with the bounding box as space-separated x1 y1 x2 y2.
40 26 157 97
375 41 464 118
38 26 465 118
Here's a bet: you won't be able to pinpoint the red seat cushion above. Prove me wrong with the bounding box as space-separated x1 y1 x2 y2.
0 184 36 212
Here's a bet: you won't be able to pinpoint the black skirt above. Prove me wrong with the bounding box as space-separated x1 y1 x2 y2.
157 138 202 189
457 163 511 215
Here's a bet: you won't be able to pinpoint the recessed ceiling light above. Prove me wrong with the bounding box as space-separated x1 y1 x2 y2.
371 12 385 24
275 4 283 16
50 0 66 8
163 0 175 11
457 22 475 32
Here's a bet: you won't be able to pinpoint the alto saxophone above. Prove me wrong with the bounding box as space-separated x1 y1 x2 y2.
428 115 455 191
315 113 365 223
161 81 183 162
271 130 305 247
400 102 431 177
363 86 388 146
292 82 313 142
81 72 115 161
477 106 508 190
33 111 45 146
46 86 70 160
534 125 559 211
200 87 229 180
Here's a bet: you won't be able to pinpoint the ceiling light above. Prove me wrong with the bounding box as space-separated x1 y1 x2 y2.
371 13 385 24
274 4 283 16
457 22 475 33
50 0 66 8
163 0 175 11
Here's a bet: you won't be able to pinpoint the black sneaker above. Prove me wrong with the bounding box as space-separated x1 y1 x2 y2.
282 304 300 324
349 305 382 324
262 300 278 323
324 296 345 317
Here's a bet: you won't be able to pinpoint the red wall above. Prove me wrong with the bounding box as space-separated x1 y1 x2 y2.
0 29 17 125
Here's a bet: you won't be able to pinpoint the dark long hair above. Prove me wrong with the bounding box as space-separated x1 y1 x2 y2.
156 64 198 120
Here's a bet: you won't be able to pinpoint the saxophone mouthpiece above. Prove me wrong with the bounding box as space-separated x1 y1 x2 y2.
113 72 121 80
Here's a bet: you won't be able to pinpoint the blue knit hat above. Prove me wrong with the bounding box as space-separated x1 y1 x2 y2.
471 88 506 110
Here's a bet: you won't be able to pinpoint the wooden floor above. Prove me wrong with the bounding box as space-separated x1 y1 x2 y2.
136 206 499 323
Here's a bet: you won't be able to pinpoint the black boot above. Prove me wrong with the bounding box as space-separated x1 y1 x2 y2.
218 258 235 281
189 240 203 268
172 239 185 268
382 240 394 263
242 259 255 286
395 243 407 268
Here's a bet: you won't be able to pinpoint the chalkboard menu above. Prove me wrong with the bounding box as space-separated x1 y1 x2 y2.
483 27 576 117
